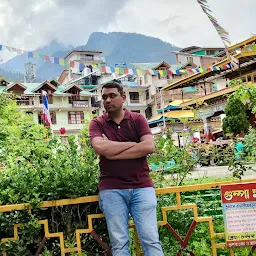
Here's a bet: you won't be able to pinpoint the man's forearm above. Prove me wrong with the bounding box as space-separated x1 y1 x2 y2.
94 140 136 156
106 141 154 160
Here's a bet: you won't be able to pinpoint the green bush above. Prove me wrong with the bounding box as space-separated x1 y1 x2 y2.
244 127 256 162
148 129 196 186
0 93 106 255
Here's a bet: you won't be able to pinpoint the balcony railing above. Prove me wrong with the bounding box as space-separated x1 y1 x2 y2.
91 102 101 108
15 95 34 106
130 99 140 104
17 100 34 106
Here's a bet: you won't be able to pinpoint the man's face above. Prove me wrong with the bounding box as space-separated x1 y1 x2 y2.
102 87 126 113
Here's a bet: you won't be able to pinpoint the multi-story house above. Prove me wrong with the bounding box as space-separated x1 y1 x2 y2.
56 50 153 120
131 61 203 119
163 35 256 140
118 77 153 119
58 50 105 86
131 61 184 116
91 75 152 119
1 79 98 140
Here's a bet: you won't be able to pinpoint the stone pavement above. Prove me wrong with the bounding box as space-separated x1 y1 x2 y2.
164 164 256 180
186 164 256 179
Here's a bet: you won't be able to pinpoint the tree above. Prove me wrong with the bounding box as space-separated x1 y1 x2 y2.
222 96 250 136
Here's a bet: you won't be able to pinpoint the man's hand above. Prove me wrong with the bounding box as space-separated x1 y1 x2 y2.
106 135 155 160
91 136 136 157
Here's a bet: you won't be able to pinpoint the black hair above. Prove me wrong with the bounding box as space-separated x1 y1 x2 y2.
102 81 124 96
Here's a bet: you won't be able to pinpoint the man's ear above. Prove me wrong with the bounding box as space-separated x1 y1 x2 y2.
122 93 126 101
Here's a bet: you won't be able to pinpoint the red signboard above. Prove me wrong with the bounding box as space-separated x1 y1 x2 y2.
221 182 256 248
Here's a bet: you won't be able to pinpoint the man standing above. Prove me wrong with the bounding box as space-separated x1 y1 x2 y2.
89 82 164 256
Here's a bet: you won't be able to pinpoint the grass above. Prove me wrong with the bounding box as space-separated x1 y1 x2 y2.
183 176 236 185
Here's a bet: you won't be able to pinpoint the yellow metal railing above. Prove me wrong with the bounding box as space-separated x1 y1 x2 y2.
1 178 256 255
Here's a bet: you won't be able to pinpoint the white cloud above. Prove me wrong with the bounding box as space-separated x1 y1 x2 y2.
0 0 255 62
0 0 125 50
106 0 255 47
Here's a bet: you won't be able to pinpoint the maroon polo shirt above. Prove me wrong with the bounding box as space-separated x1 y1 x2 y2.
89 109 154 190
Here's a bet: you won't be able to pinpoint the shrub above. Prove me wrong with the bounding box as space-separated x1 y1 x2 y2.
223 96 250 136
0 93 105 255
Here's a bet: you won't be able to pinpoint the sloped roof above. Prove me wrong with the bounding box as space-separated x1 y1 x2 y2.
61 84 83 93
20 83 42 94
132 62 184 71
1 81 96 97
31 81 57 93
157 99 192 113
53 86 72 95
64 50 102 60
148 110 194 124
7 82 27 91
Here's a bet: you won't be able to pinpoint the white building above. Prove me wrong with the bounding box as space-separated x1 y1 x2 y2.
1 79 98 140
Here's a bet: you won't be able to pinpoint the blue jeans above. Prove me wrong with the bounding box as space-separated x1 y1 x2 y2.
99 187 164 256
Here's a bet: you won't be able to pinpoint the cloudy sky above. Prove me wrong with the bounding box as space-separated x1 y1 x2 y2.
0 0 255 62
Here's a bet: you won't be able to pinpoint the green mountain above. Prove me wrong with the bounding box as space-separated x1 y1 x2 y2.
0 32 180 81
0 68 24 82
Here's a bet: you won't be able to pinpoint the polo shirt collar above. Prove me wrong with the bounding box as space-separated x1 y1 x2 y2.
103 108 131 122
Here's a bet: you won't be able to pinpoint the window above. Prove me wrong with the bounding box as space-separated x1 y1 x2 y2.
145 107 152 119
139 77 142 85
68 111 84 124
145 90 150 100
129 92 140 104
247 74 252 82
187 56 193 62
206 50 216 55
80 54 94 60
38 112 56 125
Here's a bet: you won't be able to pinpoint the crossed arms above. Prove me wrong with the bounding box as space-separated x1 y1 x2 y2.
91 134 155 160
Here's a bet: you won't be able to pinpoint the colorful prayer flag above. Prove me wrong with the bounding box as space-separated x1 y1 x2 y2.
79 63 85 71
114 67 120 74
54 57 59 64
106 66 111 74
70 61 75 68
159 70 164 77
153 70 158 76
28 52 33 58
59 59 65 66
101 66 107 73
128 68 134 75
